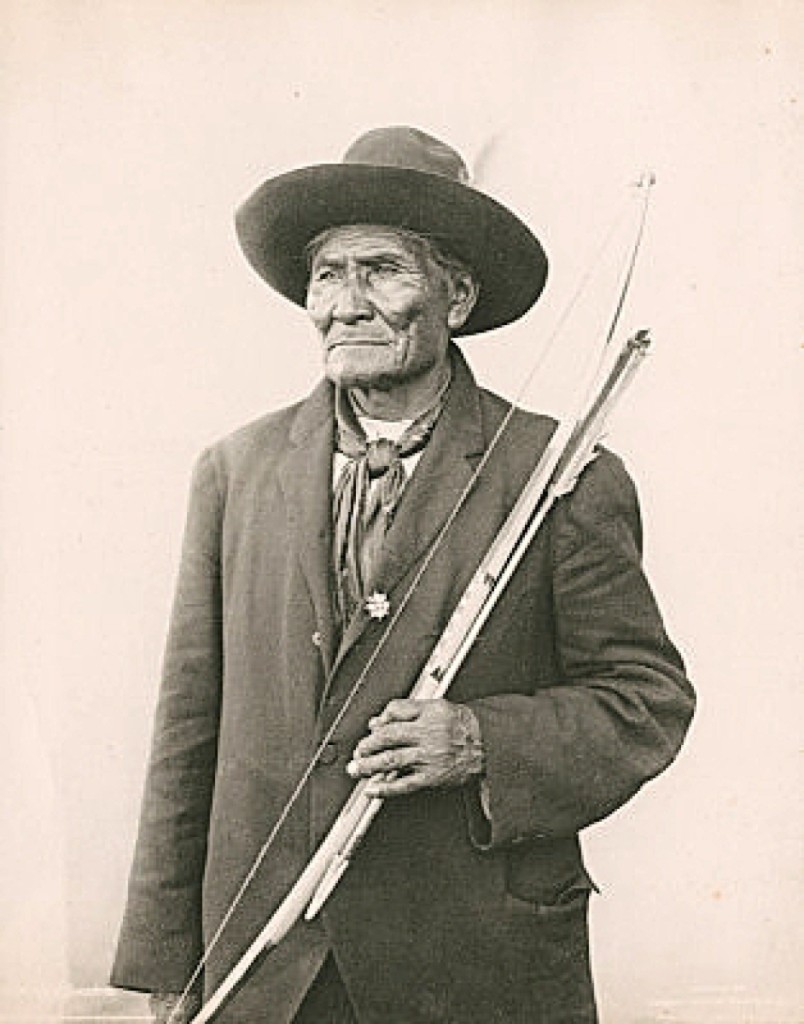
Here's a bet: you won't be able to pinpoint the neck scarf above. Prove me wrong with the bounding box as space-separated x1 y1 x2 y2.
332 379 449 628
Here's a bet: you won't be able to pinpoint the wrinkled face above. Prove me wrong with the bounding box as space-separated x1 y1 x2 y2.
305 225 458 391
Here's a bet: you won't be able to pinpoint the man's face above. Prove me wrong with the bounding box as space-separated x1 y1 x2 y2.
305 225 454 392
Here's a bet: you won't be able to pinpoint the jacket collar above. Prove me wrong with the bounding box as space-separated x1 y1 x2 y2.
277 344 489 680
330 345 487 672
277 377 338 673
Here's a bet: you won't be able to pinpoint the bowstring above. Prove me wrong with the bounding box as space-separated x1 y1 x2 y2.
168 174 654 1023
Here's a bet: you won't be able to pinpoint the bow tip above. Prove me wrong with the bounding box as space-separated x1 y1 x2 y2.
633 169 657 190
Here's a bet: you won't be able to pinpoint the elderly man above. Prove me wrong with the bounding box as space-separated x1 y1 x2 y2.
112 127 694 1024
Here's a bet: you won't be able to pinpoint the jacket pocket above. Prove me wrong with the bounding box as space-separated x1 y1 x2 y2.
505 836 598 910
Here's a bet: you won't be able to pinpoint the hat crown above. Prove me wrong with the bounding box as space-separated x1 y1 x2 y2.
343 126 470 184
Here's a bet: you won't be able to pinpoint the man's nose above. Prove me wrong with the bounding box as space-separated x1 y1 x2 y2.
331 272 372 322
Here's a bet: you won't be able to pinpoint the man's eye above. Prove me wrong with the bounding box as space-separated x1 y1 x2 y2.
313 267 340 284
370 262 400 277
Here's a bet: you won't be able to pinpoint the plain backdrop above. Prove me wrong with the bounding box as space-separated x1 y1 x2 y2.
2 2 802 1021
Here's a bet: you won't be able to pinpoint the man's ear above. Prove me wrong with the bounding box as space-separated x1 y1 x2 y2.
446 273 480 331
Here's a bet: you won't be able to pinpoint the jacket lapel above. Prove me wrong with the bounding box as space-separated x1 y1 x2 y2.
276 380 338 675
330 347 487 673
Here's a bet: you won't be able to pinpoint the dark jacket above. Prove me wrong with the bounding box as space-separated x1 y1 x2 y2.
112 347 694 1023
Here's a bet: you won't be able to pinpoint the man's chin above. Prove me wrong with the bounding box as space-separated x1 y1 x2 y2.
324 349 399 390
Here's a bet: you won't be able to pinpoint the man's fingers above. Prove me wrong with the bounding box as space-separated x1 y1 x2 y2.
347 745 418 778
353 722 415 757
365 772 426 798
370 699 422 728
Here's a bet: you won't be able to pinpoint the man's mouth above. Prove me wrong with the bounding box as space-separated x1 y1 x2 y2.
326 336 391 350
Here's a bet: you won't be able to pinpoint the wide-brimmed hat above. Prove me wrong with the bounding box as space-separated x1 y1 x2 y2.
235 126 548 336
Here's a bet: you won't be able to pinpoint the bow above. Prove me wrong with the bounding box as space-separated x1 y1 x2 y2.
169 172 656 1024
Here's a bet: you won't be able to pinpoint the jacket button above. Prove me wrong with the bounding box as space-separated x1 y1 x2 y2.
311 631 322 648
318 741 339 766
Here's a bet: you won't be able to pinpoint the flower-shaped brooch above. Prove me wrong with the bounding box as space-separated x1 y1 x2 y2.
364 591 390 620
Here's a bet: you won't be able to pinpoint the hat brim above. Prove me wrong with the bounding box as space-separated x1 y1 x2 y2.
235 164 548 336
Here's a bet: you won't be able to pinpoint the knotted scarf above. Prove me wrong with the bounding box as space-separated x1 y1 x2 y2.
332 381 449 628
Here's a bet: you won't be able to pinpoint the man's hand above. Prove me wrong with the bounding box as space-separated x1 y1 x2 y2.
149 992 201 1024
347 698 484 796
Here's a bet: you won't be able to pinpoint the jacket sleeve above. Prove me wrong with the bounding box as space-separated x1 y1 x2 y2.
466 451 695 848
111 448 224 993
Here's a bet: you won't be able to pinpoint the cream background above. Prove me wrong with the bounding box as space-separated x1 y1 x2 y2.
1 2 802 1021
